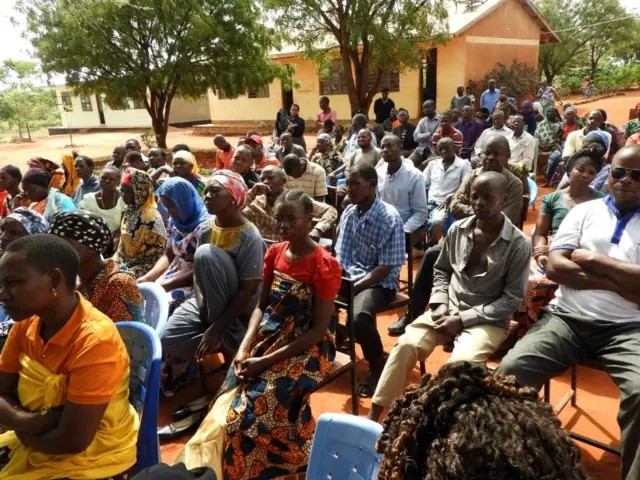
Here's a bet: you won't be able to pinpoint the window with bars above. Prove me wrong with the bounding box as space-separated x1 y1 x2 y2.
320 61 400 95
320 61 348 95
131 98 145 109
368 70 400 92
60 92 73 111
248 86 270 98
80 94 92 112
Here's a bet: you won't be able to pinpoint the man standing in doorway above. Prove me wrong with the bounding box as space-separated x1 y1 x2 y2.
411 100 440 169
450 85 472 111
315 96 337 131
374 88 396 125
480 79 500 114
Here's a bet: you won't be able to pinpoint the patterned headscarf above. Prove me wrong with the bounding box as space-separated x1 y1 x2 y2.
209 170 248 209
49 210 112 254
172 150 199 175
156 177 210 235
3 207 48 235
60 152 80 197
584 130 610 151
564 107 577 115
22 168 51 189
27 157 59 174
122 168 156 210
317 133 331 143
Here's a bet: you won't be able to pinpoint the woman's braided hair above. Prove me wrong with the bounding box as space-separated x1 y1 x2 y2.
376 362 588 480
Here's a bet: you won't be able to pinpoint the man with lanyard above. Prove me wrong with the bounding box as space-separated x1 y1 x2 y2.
497 145 640 480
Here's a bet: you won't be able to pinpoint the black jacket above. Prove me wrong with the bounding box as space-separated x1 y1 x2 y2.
393 123 419 152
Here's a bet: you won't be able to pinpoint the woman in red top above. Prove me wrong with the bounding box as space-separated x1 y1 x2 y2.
183 189 342 480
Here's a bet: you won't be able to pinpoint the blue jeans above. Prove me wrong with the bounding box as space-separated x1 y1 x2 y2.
545 150 562 182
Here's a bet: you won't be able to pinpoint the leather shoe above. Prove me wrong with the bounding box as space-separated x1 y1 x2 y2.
171 395 211 422
158 411 203 443
388 314 411 337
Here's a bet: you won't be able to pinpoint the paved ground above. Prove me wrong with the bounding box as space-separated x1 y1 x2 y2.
1 90 638 172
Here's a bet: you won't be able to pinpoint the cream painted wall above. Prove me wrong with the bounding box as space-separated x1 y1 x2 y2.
208 78 282 123
102 106 153 128
435 36 468 113
208 58 422 123
168 96 211 123
56 86 102 128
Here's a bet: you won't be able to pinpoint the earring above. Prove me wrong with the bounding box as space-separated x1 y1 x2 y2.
51 288 57 297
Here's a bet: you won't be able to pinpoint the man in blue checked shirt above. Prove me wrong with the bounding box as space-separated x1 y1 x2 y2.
335 162 406 398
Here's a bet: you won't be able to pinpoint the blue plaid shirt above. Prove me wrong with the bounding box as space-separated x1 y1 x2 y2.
336 197 406 291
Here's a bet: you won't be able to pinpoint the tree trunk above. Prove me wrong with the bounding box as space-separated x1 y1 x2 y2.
26 121 31 141
146 92 168 149
17 120 22 139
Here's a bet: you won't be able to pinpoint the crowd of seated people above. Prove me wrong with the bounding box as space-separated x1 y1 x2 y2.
0 85 637 480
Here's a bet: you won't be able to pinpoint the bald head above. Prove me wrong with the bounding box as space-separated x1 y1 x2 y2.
422 100 436 118
471 171 508 220
352 114 368 129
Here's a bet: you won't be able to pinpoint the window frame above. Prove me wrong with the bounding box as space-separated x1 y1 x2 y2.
319 60 348 96
248 86 270 99
131 98 145 109
80 94 92 112
60 91 73 111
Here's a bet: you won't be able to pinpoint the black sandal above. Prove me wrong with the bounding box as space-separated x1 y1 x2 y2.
357 372 380 398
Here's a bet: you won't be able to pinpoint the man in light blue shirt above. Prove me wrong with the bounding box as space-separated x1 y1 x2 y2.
344 113 377 159
377 135 428 235
411 100 440 168
480 79 500 114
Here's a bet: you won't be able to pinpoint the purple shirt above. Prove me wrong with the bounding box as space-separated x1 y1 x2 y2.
455 119 484 149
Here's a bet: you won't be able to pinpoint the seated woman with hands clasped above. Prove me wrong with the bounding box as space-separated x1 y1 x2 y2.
0 234 137 479
181 189 342 480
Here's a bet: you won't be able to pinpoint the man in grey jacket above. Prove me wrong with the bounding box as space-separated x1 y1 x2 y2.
368 171 531 422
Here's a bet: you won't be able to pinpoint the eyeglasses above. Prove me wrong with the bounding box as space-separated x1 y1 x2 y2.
611 167 640 182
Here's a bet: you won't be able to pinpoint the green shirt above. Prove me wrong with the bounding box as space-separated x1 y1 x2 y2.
540 190 604 237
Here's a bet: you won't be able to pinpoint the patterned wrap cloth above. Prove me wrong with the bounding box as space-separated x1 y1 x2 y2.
209 170 248 209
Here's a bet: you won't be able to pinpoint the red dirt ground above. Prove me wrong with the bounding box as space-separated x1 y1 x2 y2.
1 93 634 477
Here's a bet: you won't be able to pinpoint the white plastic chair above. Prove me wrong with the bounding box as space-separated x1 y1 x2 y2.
137 282 169 338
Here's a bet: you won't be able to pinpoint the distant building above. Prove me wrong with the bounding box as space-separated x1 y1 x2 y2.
52 85 211 133
206 0 559 124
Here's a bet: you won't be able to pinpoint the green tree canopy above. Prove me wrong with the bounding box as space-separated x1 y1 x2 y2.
536 0 636 83
262 0 449 116
0 60 57 140
16 0 288 147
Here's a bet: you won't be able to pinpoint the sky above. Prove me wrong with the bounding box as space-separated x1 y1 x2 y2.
1 0 637 86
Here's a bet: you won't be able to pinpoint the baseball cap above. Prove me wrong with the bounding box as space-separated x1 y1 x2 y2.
247 135 264 145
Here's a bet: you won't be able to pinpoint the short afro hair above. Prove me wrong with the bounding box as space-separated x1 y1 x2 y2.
6 234 79 289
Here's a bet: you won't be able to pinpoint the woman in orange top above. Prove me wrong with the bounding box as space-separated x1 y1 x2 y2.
0 234 137 479
183 189 342 480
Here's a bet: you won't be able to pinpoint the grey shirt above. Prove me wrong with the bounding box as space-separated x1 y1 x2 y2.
275 144 308 163
72 175 101 205
197 219 265 281
431 214 531 328
413 114 440 155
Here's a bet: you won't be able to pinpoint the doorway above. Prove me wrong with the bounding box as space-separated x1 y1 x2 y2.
421 48 438 109
281 64 294 113
95 94 106 125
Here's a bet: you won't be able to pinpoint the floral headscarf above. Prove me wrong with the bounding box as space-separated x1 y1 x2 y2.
49 210 112 254
209 170 248 209
3 207 48 235
60 153 80 197
122 168 156 210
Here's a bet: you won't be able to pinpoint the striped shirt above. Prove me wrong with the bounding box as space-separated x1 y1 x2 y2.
431 127 464 153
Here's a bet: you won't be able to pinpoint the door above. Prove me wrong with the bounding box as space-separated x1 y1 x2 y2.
95 94 106 125
281 64 294 113
421 48 438 108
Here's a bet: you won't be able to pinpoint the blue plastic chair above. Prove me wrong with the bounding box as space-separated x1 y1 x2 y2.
138 282 169 338
527 176 538 210
116 321 162 473
306 413 383 480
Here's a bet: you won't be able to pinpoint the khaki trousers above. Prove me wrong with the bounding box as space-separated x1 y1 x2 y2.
372 311 509 408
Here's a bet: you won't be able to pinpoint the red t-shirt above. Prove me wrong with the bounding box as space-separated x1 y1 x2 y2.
563 123 578 141
263 242 342 300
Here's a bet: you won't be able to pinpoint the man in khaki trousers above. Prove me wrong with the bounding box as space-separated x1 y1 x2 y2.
368 171 531 422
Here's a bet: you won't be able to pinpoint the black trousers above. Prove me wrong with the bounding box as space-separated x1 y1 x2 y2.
353 286 395 363
410 244 443 317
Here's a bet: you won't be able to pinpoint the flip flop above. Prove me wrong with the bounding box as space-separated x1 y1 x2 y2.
171 395 212 422
158 411 204 443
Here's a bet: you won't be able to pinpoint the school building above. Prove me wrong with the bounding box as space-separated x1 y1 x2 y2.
204 0 559 128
